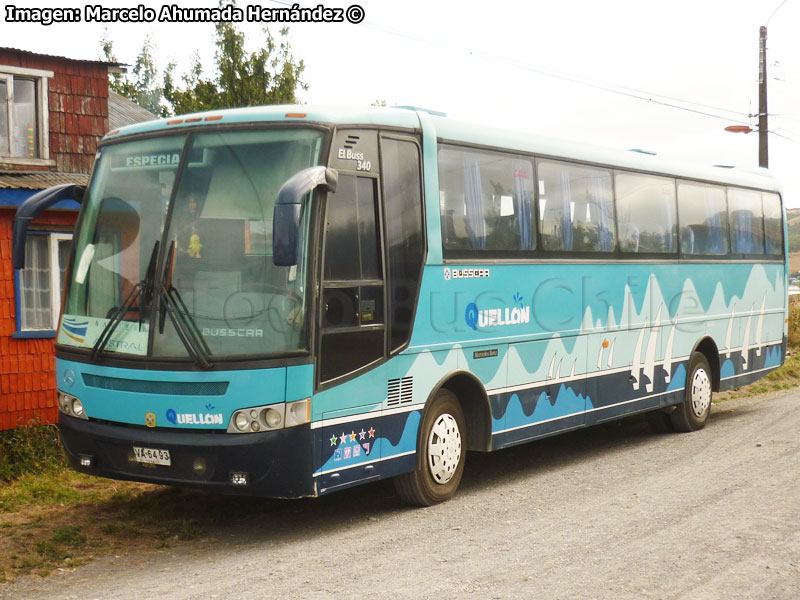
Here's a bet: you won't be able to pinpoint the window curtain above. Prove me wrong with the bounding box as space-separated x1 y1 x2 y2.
733 210 752 253
706 196 725 254
559 171 573 251
591 175 613 251
512 159 532 250
462 155 486 249
20 235 51 329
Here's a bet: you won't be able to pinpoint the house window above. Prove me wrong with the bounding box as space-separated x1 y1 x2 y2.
0 66 52 162
16 233 72 335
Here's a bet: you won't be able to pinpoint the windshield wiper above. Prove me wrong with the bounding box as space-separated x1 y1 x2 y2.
157 241 213 369
90 241 159 361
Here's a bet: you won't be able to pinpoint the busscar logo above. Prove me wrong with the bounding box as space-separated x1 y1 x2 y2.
145 412 157 428
452 268 490 279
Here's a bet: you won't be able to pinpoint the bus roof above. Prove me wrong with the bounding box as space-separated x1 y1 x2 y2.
106 104 780 193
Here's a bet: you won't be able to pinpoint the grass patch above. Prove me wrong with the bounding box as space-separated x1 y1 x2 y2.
0 421 65 483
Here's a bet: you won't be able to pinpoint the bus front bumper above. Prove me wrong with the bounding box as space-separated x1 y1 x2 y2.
58 414 316 498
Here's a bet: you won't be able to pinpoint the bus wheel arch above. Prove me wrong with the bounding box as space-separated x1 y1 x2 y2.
691 336 721 392
434 371 492 453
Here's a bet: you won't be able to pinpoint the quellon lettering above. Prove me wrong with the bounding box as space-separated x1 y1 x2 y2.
478 307 531 328
175 413 224 425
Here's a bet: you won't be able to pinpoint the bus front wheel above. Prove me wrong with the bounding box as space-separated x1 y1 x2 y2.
394 389 466 506
670 352 713 432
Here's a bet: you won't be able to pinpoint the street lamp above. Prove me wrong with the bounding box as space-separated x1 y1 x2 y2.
724 125 754 134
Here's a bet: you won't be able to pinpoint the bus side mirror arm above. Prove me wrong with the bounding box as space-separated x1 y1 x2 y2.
12 184 84 269
273 167 338 266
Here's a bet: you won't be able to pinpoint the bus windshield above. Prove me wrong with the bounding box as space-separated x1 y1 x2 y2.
61 128 324 360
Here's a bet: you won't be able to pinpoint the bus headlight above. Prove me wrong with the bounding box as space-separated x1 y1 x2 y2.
57 392 89 420
234 412 250 432
263 407 283 429
227 401 305 434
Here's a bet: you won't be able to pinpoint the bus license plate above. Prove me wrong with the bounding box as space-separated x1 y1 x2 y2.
133 446 171 466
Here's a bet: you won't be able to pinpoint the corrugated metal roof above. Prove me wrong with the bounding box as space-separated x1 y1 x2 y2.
108 91 158 130
0 46 123 67
0 170 89 190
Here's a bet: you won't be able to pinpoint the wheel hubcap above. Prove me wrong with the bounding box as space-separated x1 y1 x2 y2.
427 413 462 484
690 367 712 418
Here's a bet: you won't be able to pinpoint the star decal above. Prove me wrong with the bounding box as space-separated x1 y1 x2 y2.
359 429 366 440
349 431 357 442
330 434 338 447
340 432 348 445
368 427 375 438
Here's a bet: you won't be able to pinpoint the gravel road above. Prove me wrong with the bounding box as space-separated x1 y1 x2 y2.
3 390 799 600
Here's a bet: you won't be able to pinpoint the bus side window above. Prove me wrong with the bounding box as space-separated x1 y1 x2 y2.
381 137 424 353
438 145 534 254
763 192 784 256
677 181 729 256
536 160 614 253
728 188 765 255
616 172 677 254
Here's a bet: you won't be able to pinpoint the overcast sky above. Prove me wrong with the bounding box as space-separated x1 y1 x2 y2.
4 0 800 206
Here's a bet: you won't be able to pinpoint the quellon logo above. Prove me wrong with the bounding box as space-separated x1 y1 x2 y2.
166 408 224 426
465 292 530 330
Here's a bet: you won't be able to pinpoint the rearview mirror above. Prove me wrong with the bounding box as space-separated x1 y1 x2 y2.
12 184 84 269
273 166 338 266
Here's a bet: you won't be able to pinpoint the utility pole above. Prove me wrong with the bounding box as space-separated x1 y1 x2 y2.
758 25 769 168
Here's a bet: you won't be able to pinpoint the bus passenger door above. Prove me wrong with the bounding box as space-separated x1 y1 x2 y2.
314 130 387 492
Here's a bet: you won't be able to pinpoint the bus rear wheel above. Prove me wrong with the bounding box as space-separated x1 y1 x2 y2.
670 352 713 432
394 389 466 506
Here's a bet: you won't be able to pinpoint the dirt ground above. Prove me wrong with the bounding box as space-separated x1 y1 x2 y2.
2 389 799 600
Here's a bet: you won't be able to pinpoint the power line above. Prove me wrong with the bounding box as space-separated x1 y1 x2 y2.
266 0 752 122
359 18 752 122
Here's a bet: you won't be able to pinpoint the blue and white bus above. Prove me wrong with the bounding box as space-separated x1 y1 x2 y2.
13 106 787 505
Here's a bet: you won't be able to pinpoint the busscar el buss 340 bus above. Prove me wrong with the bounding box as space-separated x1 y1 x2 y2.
13 106 787 505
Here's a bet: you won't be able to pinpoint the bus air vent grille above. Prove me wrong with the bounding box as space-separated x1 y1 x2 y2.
387 376 413 406
82 374 229 396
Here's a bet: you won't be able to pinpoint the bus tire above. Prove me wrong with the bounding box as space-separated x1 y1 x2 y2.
670 352 713 432
393 389 466 506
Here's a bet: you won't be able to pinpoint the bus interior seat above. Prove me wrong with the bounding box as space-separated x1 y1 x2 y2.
620 223 639 253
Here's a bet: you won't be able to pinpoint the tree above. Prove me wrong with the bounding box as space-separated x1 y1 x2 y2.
99 0 307 117
101 31 167 117
163 18 306 115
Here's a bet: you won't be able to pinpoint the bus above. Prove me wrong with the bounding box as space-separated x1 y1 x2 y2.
12 106 787 505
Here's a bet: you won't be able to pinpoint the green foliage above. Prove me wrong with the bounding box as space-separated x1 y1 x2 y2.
101 31 168 117
786 209 800 254
0 422 65 483
163 20 306 115
788 299 800 349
